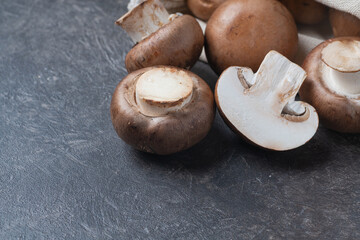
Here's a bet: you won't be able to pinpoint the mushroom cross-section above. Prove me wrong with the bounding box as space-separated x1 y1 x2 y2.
215 51 319 151
116 0 204 73
110 66 215 155
300 37 360 133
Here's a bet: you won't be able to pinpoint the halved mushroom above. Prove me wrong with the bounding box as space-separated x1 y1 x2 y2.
111 66 215 155
187 0 227 21
300 37 360 133
329 9 360 37
205 0 298 75
215 51 319 151
116 0 204 73
279 0 327 25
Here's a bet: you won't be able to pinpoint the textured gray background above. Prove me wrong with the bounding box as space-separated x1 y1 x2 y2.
1 0 360 239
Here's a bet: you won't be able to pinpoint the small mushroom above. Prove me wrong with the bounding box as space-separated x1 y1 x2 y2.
205 0 298 75
329 9 360 37
300 37 360 133
187 0 227 21
215 51 319 151
116 0 204 73
279 0 327 25
110 66 215 155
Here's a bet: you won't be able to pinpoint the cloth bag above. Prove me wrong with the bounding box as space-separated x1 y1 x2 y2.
295 0 360 65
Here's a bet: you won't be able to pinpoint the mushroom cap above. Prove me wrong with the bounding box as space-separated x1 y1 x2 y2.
125 15 204 73
215 51 319 151
329 9 360 37
205 0 298 75
299 37 360 133
187 0 227 21
110 66 215 155
279 0 327 25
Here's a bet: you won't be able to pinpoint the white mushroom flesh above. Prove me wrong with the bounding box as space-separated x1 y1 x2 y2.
320 40 360 96
216 51 319 150
136 68 194 116
117 0 173 43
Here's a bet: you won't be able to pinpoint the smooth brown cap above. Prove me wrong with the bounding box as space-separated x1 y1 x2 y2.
329 9 360 37
299 37 360 133
125 15 204 73
110 66 215 155
279 0 327 25
187 0 227 21
205 0 298 75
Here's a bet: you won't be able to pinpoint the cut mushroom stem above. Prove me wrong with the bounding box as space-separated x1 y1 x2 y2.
135 68 194 116
215 50 319 151
116 0 176 43
320 40 360 95
238 51 307 117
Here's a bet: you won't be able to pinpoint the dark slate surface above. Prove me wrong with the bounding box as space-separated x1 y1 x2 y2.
0 0 359 239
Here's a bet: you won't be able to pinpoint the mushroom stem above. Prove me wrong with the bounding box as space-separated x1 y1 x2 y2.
116 0 173 43
135 68 194 116
320 40 360 95
238 51 306 116
324 68 360 95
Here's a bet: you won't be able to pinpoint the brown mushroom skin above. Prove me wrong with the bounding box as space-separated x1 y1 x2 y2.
110 66 215 155
279 0 327 25
187 0 227 21
205 0 298 74
299 37 360 133
125 15 204 73
329 9 360 37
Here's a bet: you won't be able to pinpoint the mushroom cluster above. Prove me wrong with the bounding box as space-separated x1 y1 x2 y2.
112 0 360 154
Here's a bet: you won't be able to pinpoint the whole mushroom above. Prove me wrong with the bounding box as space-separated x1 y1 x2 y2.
187 0 227 21
117 0 204 73
279 0 327 25
300 37 360 133
329 9 360 37
205 0 298 75
215 51 319 151
110 66 215 155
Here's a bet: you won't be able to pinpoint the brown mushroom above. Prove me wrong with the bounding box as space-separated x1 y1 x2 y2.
215 51 319 151
279 0 327 25
116 0 204 73
205 0 298 75
127 0 191 14
187 0 227 21
299 37 360 133
329 9 360 37
110 66 215 155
